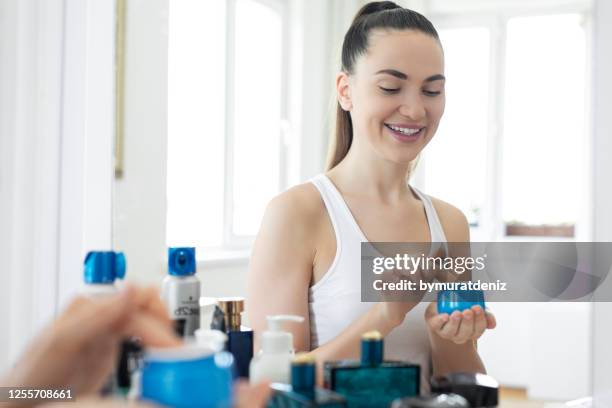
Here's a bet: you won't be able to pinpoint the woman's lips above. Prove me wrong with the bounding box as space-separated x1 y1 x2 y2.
384 123 425 143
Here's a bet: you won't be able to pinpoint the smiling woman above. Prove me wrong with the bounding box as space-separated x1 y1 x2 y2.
247 1 495 394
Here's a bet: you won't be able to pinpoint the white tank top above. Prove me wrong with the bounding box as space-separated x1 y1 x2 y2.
308 174 448 394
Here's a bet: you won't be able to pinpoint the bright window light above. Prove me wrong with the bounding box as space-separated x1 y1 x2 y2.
424 27 490 227
502 14 586 228
167 0 226 247
232 0 282 236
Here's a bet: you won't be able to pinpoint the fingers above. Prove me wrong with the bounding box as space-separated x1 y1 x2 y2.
454 309 475 344
59 286 179 349
472 305 487 339
234 380 272 408
131 285 172 324
123 311 182 348
438 311 461 339
428 305 495 345
485 308 497 329
64 289 135 346
427 312 449 333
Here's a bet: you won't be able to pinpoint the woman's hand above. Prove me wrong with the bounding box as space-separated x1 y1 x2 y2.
1 285 182 397
425 302 496 344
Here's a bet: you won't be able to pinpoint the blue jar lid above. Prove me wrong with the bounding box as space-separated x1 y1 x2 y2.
168 247 196 276
141 347 233 408
84 251 126 284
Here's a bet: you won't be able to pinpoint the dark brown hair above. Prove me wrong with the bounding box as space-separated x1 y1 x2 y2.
327 1 440 170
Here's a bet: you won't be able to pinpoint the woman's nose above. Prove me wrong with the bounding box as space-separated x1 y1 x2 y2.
398 93 426 121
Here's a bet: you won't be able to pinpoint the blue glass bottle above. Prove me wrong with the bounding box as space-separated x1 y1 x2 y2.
216 297 253 379
324 331 420 408
437 290 486 315
268 353 347 407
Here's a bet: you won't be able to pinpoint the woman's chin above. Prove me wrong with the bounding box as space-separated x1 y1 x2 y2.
381 146 421 165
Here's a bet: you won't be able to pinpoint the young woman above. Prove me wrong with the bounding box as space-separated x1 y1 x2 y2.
247 1 496 391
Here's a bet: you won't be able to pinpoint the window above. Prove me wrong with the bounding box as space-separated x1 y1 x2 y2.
166 0 287 249
424 8 590 239
501 14 586 237
423 27 491 228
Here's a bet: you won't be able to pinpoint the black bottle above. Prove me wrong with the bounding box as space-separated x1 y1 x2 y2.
391 394 469 408
431 372 499 408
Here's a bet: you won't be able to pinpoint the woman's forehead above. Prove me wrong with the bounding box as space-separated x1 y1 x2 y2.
356 29 444 77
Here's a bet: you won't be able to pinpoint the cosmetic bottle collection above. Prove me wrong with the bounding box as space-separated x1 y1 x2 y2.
80 250 495 408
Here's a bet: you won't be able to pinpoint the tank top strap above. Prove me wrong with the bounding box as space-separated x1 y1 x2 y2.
409 185 449 254
309 174 365 241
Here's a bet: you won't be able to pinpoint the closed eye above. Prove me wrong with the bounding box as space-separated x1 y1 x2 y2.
379 86 400 94
423 90 442 97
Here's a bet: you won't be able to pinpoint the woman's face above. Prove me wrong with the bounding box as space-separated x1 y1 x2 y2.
338 29 445 164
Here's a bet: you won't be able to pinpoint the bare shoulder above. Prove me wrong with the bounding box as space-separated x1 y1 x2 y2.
265 182 325 224
259 182 327 245
428 195 470 242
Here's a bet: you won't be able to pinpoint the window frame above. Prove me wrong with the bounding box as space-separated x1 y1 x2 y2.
222 0 290 249
222 0 289 250
425 1 593 241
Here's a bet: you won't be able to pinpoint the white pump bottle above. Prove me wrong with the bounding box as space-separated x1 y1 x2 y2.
249 315 304 384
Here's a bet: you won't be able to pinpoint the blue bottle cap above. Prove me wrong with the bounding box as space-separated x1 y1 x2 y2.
168 247 196 276
361 330 384 365
84 251 126 284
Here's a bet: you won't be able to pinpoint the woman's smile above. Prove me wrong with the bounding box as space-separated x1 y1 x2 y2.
383 123 426 143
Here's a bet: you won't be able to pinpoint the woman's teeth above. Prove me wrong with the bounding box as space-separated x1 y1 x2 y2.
385 124 421 135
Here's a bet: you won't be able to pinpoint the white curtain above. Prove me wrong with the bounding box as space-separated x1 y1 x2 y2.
0 0 114 374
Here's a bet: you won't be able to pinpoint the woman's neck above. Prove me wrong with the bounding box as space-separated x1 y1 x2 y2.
327 141 413 203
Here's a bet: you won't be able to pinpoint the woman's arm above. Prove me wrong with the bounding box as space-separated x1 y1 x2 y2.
247 186 415 384
427 198 496 376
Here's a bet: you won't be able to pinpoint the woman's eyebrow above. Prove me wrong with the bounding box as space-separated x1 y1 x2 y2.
375 69 445 83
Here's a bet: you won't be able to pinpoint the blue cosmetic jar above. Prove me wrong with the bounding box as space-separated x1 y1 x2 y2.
141 346 234 408
437 290 486 315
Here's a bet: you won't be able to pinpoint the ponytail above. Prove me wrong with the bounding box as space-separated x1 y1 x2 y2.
326 1 439 170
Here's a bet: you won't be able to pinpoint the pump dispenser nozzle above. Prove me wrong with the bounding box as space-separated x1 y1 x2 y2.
262 315 304 353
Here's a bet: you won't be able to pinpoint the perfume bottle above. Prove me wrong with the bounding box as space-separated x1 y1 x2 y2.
268 353 347 407
324 331 420 408
431 372 499 408
215 297 253 379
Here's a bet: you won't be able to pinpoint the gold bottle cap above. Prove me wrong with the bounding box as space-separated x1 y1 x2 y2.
362 330 383 341
217 297 245 315
216 297 245 330
293 352 316 365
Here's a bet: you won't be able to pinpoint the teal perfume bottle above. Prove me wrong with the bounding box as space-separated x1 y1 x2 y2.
268 353 347 407
324 331 420 408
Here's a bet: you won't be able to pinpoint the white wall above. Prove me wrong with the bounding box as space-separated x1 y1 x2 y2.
0 0 66 371
0 0 114 372
113 0 169 286
592 0 612 401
